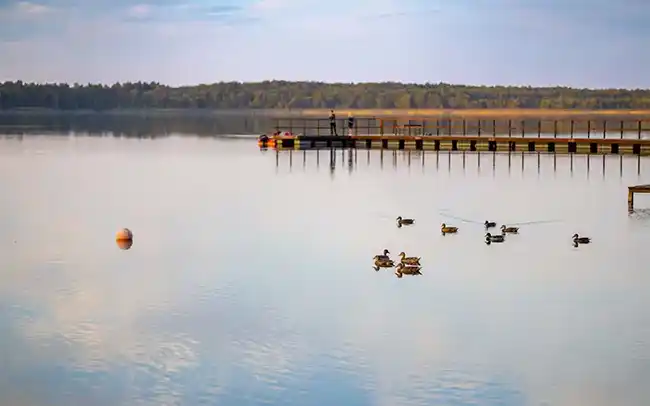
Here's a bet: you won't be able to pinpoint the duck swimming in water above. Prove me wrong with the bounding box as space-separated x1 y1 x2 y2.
395 263 422 277
373 249 390 261
441 223 458 234
373 258 395 271
485 232 505 244
398 252 421 265
484 221 497 228
396 216 415 226
501 225 519 234
572 234 591 244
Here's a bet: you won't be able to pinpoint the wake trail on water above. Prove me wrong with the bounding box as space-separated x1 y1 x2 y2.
438 209 563 227
368 209 562 228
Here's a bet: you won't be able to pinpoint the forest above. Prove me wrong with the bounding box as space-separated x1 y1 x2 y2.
1 80 650 110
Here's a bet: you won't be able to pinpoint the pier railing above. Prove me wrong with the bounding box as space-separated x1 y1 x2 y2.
272 117 650 138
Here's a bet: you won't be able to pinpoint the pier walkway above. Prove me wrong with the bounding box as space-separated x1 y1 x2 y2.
258 117 650 155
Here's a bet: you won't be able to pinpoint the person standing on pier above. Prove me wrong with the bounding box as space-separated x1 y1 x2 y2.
347 113 355 136
329 109 338 136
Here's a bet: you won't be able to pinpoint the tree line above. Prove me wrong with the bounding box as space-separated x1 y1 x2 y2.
2 80 650 110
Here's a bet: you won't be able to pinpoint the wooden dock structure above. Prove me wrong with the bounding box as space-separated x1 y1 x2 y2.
258 117 650 155
628 184 650 211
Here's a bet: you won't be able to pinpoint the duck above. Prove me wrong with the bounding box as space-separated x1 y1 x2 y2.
395 263 422 277
373 249 391 261
396 216 415 226
373 258 395 271
485 232 505 244
441 223 458 234
501 225 519 234
398 252 421 265
572 233 591 244
484 220 497 228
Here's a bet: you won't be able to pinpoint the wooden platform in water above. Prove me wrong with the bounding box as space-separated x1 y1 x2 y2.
260 134 650 155
629 184 650 193
628 184 650 211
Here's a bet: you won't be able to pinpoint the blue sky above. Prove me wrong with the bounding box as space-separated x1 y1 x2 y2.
1 0 649 88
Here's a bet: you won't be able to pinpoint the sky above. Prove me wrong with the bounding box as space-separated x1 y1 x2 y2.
1 0 650 88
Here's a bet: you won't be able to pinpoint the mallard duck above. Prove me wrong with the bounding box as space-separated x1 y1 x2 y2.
572 233 591 244
396 216 415 226
373 258 395 271
501 225 519 234
485 232 505 244
395 263 422 277
484 221 497 228
441 223 458 234
398 252 421 265
373 249 390 261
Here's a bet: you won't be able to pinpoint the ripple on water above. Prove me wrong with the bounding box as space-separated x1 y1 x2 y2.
2 137 650 406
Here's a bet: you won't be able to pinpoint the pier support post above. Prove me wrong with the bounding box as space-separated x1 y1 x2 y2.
620 120 624 138
629 189 634 212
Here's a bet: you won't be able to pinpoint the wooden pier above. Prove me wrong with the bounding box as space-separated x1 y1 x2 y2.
258 117 650 155
628 184 650 211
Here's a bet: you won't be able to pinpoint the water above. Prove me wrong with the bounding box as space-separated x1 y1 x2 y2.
2 131 650 406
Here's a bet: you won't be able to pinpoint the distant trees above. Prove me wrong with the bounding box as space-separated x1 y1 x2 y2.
1 80 650 110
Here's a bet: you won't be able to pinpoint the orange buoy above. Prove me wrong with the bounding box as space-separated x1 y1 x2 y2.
116 228 133 241
116 239 133 250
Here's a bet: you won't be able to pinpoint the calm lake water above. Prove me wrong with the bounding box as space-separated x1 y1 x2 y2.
2 129 650 405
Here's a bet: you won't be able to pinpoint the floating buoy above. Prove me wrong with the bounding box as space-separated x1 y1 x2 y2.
115 228 133 241
116 239 133 250
116 228 133 250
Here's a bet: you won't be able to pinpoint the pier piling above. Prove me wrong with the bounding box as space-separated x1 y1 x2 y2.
628 184 650 212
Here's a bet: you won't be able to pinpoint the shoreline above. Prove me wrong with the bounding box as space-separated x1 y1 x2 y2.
3 108 650 119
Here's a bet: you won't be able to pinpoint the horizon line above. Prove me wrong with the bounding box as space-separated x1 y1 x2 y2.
2 79 649 92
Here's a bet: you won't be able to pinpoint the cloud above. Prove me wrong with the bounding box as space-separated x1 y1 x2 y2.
0 1 53 20
120 2 252 23
9 1 52 14
1 0 650 86
0 2 60 43
125 3 150 19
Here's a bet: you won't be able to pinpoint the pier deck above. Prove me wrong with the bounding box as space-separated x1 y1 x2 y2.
258 117 650 155
261 134 650 155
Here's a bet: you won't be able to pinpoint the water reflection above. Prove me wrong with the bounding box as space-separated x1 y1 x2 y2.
2 135 650 406
0 112 272 137
116 239 133 250
274 150 647 178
